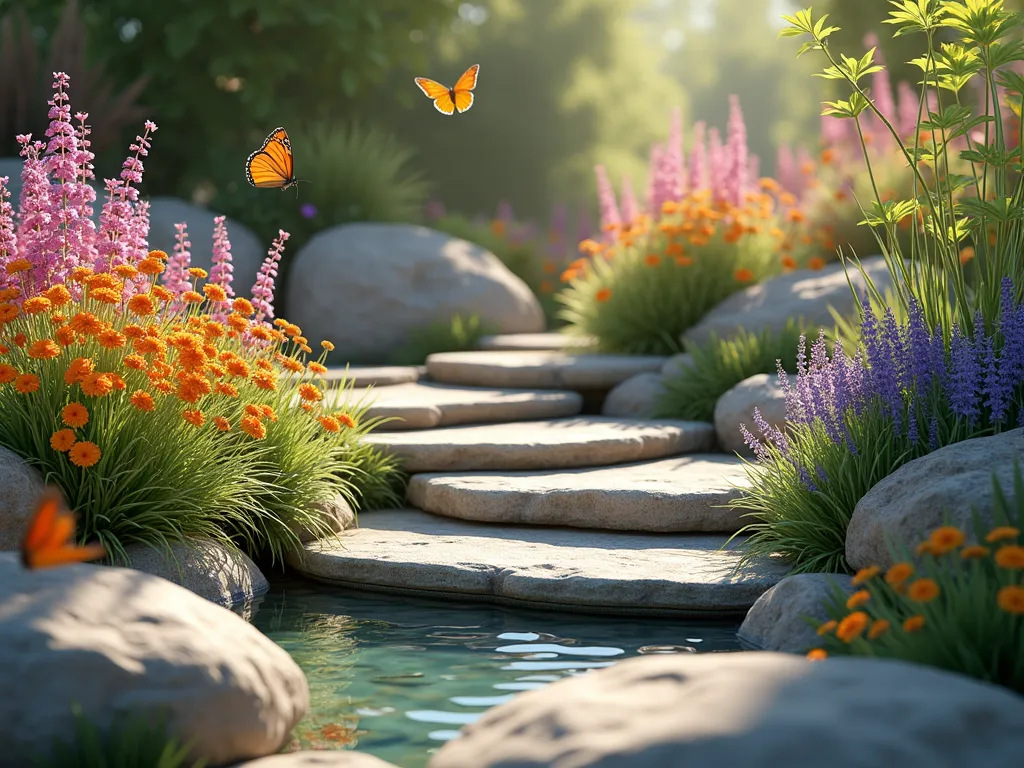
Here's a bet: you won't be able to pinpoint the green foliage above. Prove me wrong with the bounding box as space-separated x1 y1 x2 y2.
213 121 430 254
29 704 204 768
387 313 493 365
653 320 813 423
809 462 1024 694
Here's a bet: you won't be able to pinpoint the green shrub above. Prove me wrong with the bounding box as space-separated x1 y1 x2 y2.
30 704 204 768
653 319 813 422
387 313 492 366
807 463 1024 695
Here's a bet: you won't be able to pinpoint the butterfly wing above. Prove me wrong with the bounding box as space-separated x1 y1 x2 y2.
246 127 295 189
453 90 475 113
452 64 480 93
414 77 456 116
21 487 106 570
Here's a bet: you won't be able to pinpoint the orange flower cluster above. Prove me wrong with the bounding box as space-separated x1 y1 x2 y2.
0 251 360 471
807 523 1024 661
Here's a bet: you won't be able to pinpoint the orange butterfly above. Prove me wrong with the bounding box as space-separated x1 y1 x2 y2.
21 487 106 570
246 127 303 193
414 64 480 116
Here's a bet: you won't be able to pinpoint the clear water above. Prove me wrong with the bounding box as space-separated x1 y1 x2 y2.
250 576 743 767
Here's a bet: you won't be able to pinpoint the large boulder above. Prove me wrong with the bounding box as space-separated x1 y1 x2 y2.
427 652 1024 768
738 573 854 653
0 553 308 767
232 753 399 767
0 446 45 551
714 373 790 457
847 429 1024 570
682 256 894 348
146 197 265 296
284 223 546 363
600 372 666 418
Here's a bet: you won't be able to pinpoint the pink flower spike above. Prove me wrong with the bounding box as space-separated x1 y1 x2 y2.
687 121 707 193
619 175 640 226
0 176 17 289
593 164 621 241
707 127 725 202
723 95 748 207
250 229 289 326
161 222 193 311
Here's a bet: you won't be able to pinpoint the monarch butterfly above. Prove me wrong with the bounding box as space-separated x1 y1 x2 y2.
414 64 480 116
21 487 106 570
246 127 304 194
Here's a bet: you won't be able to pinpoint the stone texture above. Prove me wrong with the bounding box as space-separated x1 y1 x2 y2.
426 350 667 390
682 256 895 348
737 573 855 653
477 332 597 351
147 197 264 297
0 553 308 767
0 446 45 551
365 416 714 472
287 508 790 616
122 539 269 608
322 365 421 387
847 429 1024 570
291 494 357 543
232 752 399 768
714 373 790 457
427 652 1024 768
406 455 752 533
336 382 583 430
284 224 544 363
661 352 696 379
600 372 666 419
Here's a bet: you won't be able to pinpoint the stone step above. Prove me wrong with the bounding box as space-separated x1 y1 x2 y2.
406 455 751 533
331 382 583 430
476 332 597 352
286 509 790 617
426 350 667 391
364 416 714 473
320 365 422 387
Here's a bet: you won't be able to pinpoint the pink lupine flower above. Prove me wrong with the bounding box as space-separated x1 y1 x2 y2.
96 121 157 274
15 135 52 298
620 175 640 225
0 176 16 290
723 95 748 207
820 114 849 148
69 112 98 269
664 107 686 200
161 222 192 307
209 215 235 312
776 144 799 196
707 127 725 201
687 121 707 192
593 164 621 241
250 229 289 325
747 153 760 187
863 33 896 146
645 143 663 214
897 81 920 139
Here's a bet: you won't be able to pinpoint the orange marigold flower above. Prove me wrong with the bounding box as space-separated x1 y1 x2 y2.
232 297 255 316
109 373 126 391
259 404 278 422
644 254 661 267
0 343 7 354
867 618 890 640
808 257 826 271
69 312 104 335
151 285 174 302
14 373 39 393
85 272 120 291
154 380 174 395
997 585 1024 615
595 287 612 303
578 238 603 255
902 615 926 633
928 525 965 554
244 403 264 419
319 415 342 432
915 539 938 557
907 578 940 602
0 303 19 323
13 332 27 347
68 266 93 282
781 255 798 270
959 246 975 265
816 619 837 636
89 287 122 305
181 290 204 304
27 339 61 359
187 267 208 280
203 284 228 303
137 257 164 275
805 648 828 661
960 544 990 559
986 526 1020 543
240 414 267 439
336 413 356 429
227 313 249 332
995 544 1024 569
5 257 32 273
321 340 335 351
298 383 322 402
148 249 168 261
122 324 145 339
113 264 139 279
225 358 250 378
81 372 114 398
284 323 302 338
279 357 304 374
249 325 272 341
134 337 167 356
68 440 101 468
852 565 881 586
55 326 77 347
0 287 20 301
835 611 869 643
215 382 238 397
308 362 328 375
127 293 156 316
22 296 52 315
97 329 127 349
213 416 231 431
50 313 66 326
182 409 206 427
885 562 914 586
0 363 17 383
50 429 77 452
61 402 90 427
846 589 871 609
177 374 212 404
64 359 94 386
130 390 155 412
252 371 276 391
734 268 754 283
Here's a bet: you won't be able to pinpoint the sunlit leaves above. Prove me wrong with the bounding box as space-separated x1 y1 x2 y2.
822 92 872 119
941 0 1023 47
779 8 839 56
884 0 947 37
860 199 921 228
958 196 1024 224
815 48 885 85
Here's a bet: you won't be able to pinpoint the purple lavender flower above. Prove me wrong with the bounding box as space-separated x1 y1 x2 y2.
300 202 318 219
250 229 289 325
947 321 981 425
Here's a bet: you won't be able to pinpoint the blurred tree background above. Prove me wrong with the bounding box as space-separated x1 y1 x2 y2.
4 0 1023 234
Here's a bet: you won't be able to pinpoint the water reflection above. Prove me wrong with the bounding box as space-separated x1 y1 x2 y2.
252 575 742 768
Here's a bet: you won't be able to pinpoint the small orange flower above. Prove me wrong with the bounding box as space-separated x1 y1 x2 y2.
902 615 926 633
885 562 914 586
298 383 323 402
151 285 174 303
336 413 356 429
13 332 27 348
181 290 204 304
89 287 122 305
123 354 146 371
852 566 881 586
62 402 90 427
50 429 77 452
137 257 164 275
781 255 798 270
644 254 660 267
835 611 869 643
308 362 328 375
845 589 870 609
867 618 890 639
14 373 40 393
232 297 255 316
907 578 940 602
68 266 93 283
0 287 19 301
113 264 139 279
0 363 17 383
916 540 938 557
249 325 273 341
5 257 32 273
808 257 826 271
0 303 19 323
321 340 335 351
960 545 990 559
253 371 277 391
122 324 145 339
595 287 612 303
203 284 228 303
187 267 209 280
153 380 174 395
130 390 155 412
97 329 127 349
805 648 828 661
22 296 52 315
147 249 168 261
986 526 1020 543
319 415 341 432
68 441 101 468
27 339 61 359
995 544 1024 569
80 373 114 398
997 585 1024 615
734 268 754 283
215 381 238 397
134 337 167 357
182 409 206 427
240 414 267 439
959 246 975 265
55 326 77 347
929 525 965 554
177 374 213 404
260 404 278 422
816 620 837 636
127 293 156 316
213 416 231 431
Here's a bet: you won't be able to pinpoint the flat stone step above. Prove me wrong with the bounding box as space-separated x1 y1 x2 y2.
477 332 597 352
332 382 583 430
426 350 667 390
320 365 421 387
364 416 714 472
406 455 751 533
286 509 790 617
